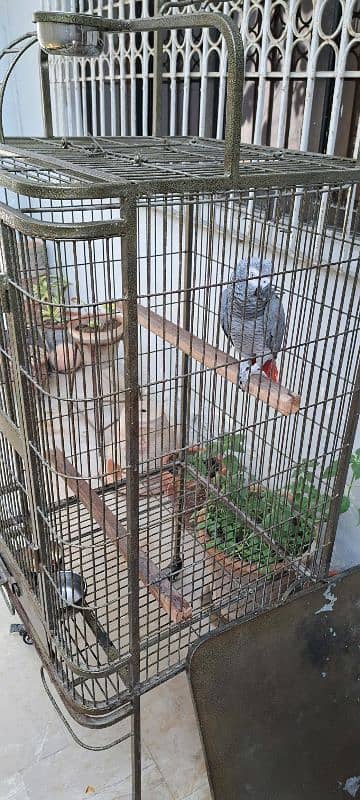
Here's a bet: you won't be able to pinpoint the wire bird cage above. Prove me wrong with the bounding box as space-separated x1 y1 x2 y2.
0 7 359 797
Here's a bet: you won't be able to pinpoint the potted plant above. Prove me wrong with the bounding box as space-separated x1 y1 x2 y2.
155 438 322 614
193 456 326 587
30 274 81 376
195 482 316 574
68 302 123 361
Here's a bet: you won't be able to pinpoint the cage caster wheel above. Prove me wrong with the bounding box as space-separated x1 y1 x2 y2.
10 623 33 645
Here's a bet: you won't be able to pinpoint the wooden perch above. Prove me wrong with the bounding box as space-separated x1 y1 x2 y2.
134 305 300 416
51 448 192 624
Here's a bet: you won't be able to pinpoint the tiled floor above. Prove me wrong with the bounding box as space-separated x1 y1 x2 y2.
0 601 211 800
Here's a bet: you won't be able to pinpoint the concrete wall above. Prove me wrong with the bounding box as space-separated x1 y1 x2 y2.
0 0 43 139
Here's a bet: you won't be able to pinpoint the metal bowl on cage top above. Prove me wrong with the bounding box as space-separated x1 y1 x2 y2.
35 12 104 57
57 570 87 608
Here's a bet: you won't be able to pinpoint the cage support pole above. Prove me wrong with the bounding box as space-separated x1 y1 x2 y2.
128 306 300 416
121 197 141 800
39 48 53 138
0 315 30 530
172 197 195 577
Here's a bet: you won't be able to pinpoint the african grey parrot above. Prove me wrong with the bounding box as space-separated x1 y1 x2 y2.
220 257 285 384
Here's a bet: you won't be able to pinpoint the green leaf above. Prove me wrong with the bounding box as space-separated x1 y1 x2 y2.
340 496 350 514
323 461 339 478
206 522 217 533
222 454 240 475
205 540 215 550
350 454 360 481
222 433 244 453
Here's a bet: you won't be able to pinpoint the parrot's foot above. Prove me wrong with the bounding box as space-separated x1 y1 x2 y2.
237 362 251 387
238 360 261 388
250 362 261 374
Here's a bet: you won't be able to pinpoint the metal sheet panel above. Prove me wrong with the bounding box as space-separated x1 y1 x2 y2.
188 568 360 800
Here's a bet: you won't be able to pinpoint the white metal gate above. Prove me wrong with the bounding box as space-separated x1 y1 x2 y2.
42 0 360 160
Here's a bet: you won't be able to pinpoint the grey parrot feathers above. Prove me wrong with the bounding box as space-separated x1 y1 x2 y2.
220 257 285 362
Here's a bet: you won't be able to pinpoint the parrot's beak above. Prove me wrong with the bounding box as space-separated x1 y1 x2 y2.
260 276 271 290
257 277 270 298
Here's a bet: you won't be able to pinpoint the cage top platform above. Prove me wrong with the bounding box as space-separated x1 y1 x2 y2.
0 137 359 200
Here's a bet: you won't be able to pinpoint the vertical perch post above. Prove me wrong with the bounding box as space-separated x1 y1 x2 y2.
171 196 194 579
121 198 141 800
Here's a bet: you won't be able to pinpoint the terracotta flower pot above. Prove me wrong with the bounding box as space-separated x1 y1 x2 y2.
24 299 80 378
68 313 123 362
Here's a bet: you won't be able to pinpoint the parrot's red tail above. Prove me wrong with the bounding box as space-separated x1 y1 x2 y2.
262 359 278 382
250 358 279 381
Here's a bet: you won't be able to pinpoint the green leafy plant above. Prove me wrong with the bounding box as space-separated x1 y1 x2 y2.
32 275 68 325
186 432 244 484
195 484 316 571
80 302 119 331
196 497 278 570
290 459 328 522
324 448 360 524
193 452 327 571
192 443 360 571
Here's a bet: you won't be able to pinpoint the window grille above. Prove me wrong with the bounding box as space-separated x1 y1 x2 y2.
42 0 360 163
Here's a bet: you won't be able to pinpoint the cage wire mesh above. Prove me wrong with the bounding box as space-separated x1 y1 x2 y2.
0 153 359 719
0 10 359 744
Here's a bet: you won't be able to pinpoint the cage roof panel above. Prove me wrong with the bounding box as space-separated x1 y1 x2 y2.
0 137 359 199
